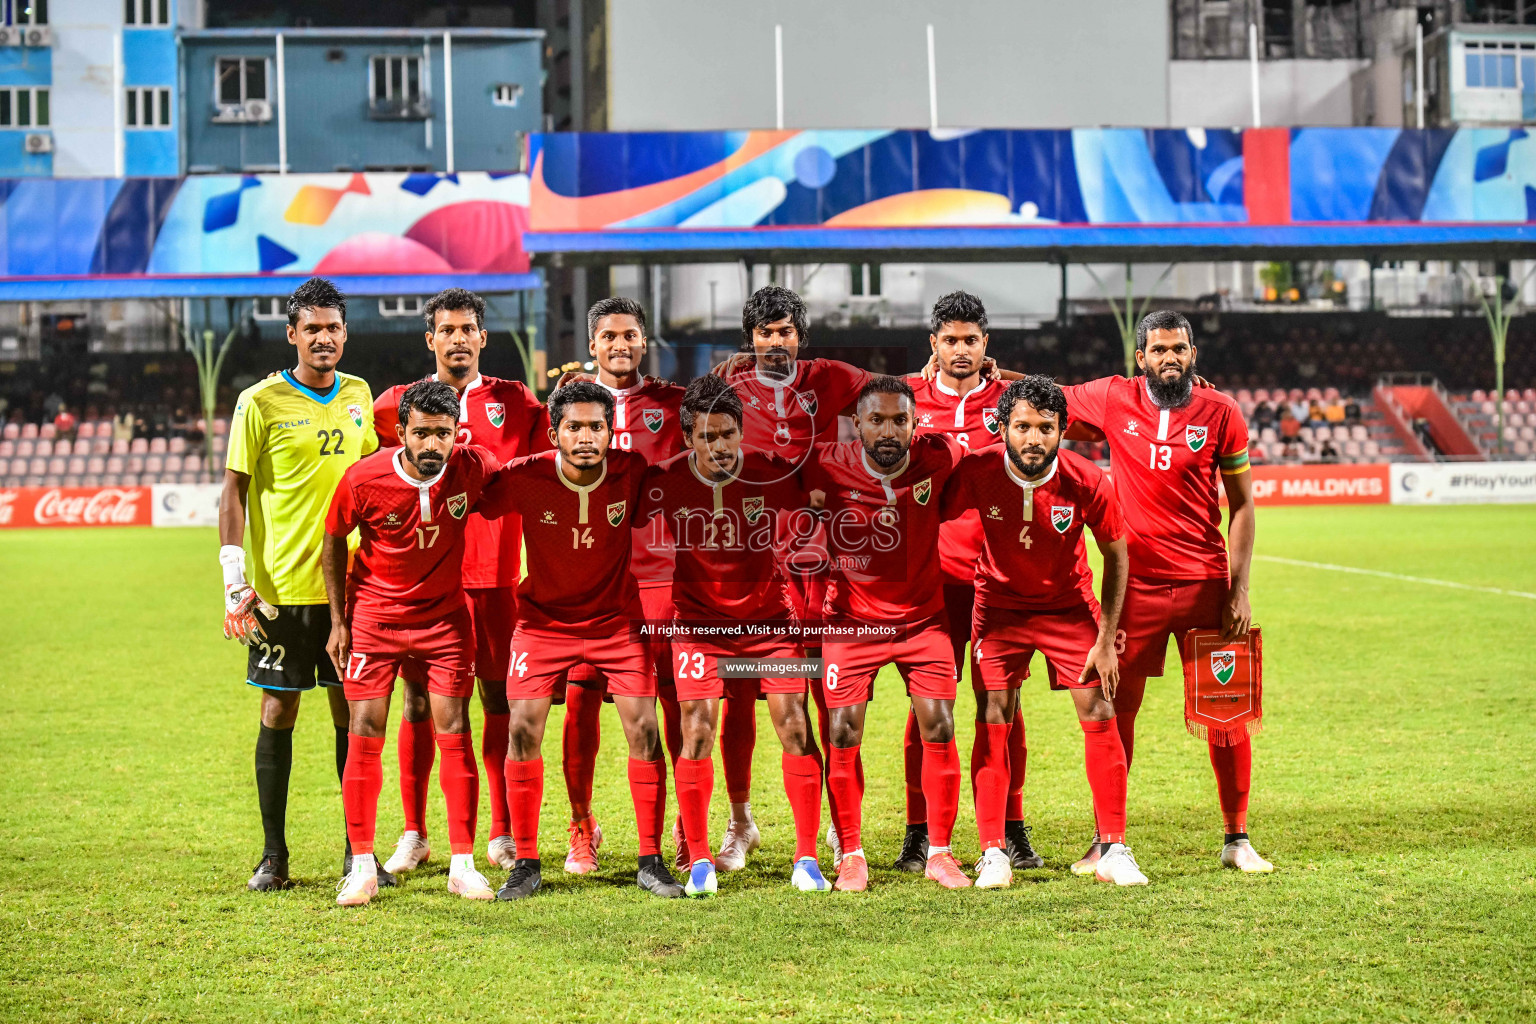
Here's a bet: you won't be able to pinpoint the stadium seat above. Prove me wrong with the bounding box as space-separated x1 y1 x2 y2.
149 437 167 455
130 438 148 454
1481 400 1497 415
212 435 228 455
1510 413 1526 428
87 456 105 475
16 439 35 458
179 470 200 484
46 456 65 476
1521 426 1535 442
105 455 124 475
1343 440 1362 458
127 455 145 474
1508 389 1521 402
34 439 52 458
111 438 129 456
214 418 229 436
67 457 86 476
1515 439 1533 455
54 439 73 457
1362 440 1380 458
8 457 26 477
1299 426 1315 443
1331 425 1349 441
20 423 38 440
168 436 186 455
0 440 10 459
39 423 55 440
2 422 17 440
77 422 94 440
1503 426 1518 442
91 438 110 455
1260 427 1278 445
145 455 164 475
1305 387 1323 402
118 473 138 487
1236 389 1253 403
81 475 100 487
1350 424 1368 442
1524 388 1536 403
164 454 183 474
1472 389 1487 402
1323 387 1340 401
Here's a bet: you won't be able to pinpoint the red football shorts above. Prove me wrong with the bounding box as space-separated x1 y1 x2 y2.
971 600 1103 692
345 607 475 702
566 583 674 697
397 586 515 687
819 616 958 709
507 623 655 703
672 629 806 703
1117 576 1228 677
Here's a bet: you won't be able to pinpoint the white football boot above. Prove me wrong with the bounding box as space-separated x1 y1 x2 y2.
716 816 761 872
486 834 516 871
1220 838 1274 873
974 846 1014 889
1094 843 1149 886
382 831 431 874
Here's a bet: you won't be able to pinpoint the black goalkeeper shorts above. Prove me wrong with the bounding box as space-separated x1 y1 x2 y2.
245 604 342 692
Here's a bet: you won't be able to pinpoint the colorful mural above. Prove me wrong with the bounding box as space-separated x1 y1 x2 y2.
529 127 1536 231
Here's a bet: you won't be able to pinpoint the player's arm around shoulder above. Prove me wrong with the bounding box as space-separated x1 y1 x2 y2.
476 449 540 520
319 461 365 677
371 384 402 450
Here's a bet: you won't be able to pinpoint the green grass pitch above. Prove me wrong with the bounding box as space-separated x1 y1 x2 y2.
2 504 1533 1023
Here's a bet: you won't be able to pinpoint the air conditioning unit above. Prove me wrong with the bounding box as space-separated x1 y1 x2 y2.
0 27 18 46
22 26 51 47
24 132 53 154
242 98 272 121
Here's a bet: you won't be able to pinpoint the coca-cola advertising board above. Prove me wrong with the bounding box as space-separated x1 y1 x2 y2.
0 487 153 528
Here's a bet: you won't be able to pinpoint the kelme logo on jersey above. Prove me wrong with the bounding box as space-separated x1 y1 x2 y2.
1186 425 1208 452
982 408 1000 434
643 409 664 433
796 391 818 415
347 404 364 429
485 403 505 428
913 478 933 505
1050 505 1074 533
447 493 468 519
606 501 627 527
1211 650 1236 685
743 495 764 523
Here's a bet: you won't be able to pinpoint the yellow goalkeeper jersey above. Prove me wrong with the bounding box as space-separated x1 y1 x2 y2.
226 370 379 605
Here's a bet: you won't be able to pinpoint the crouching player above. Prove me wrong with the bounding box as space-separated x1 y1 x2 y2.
639 375 830 896
321 380 502 906
476 381 682 901
941 376 1144 887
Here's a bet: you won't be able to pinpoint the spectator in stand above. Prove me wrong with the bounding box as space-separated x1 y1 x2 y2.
185 415 205 445
112 407 135 443
1278 408 1301 442
53 406 78 442
1318 438 1340 463
1281 441 1302 463
1307 400 1325 426
1343 397 1362 424
1323 397 1346 425
1288 396 1310 424
1251 400 1276 431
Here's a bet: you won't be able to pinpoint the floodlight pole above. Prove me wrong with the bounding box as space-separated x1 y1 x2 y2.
927 24 939 132
774 25 784 130
1415 22 1425 129
1461 262 1536 455
1086 263 1176 376
1248 22 1261 128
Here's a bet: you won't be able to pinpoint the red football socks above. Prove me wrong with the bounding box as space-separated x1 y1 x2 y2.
627 757 667 857
826 744 864 854
903 712 927 825
504 757 544 861
434 729 479 856
920 739 961 848
561 684 602 820
720 697 756 805
397 716 434 836
1114 675 1148 770
674 756 715 864
343 732 386 856
1208 737 1252 834
1081 717 1129 844
971 722 1010 851
480 711 510 840
781 751 823 861
658 687 684 766
1005 708 1027 822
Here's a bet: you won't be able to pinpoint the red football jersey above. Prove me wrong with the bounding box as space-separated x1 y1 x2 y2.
802 433 963 622
725 358 872 466
325 444 500 625
1061 376 1248 581
912 374 1010 586
373 374 549 588
599 377 688 584
638 448 809 621
940 446 1123 612
478 448 648 636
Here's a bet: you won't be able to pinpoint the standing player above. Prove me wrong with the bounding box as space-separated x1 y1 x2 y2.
559 297 689 877
219 277 381 891
322 381 501 906
639 375 830 895
904 290 1039 875
476 381 683 900
1061 310 1268 874
942 376 1144 889
806 376 968 892
371 288 549 877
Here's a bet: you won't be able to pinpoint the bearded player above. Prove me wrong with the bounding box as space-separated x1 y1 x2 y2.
477 381 683 900
904 290 1039 876
805 376 968 892
638 375 831 895
1061 310 1268 875
371 288 549 878
220 277 382 892
559 297 689 877
942 376 1144 888
323 381 503 906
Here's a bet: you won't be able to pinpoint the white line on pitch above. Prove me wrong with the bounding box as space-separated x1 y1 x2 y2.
1255 555 1536 600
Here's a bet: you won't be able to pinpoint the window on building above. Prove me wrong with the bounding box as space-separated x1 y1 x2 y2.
378 296 423 317
124 0 170 26
492 83 523 107
216 56 268 107
1464 41 1532 90
251 297 287 321
124 87 171 128
370 54 425 112
0 87 50 128
16 1 48 25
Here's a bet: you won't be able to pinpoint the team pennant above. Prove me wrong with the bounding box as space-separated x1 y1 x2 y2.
606 501 627 527
1180 628 1263 746
1186 425 1208 452
485 403 505 428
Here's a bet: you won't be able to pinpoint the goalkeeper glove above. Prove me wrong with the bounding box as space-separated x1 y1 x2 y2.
221 546 276 645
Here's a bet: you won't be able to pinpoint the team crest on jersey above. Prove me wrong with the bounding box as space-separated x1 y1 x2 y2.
743 496 765 523
643 408 664 433
485 403 505 428
795 391 818 415
447 493 468 520
1186 425 1208 452
1050 505 1074 533
1211 650 1236 685
347 404 364 428
606 501 627 527
913 478 933 505
982 408 1000 434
